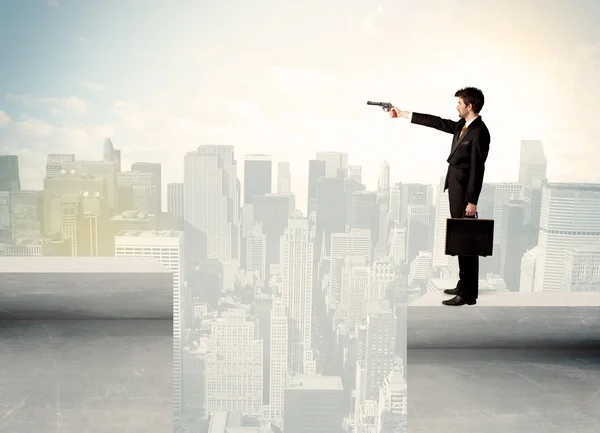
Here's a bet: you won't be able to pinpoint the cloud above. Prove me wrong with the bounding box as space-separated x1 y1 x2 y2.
47 0 59 7
0 115 116 188
80 81 107 92
0 111 10 128
5 93 87 116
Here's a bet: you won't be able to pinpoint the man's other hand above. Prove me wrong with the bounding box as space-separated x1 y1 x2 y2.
465 203 477 217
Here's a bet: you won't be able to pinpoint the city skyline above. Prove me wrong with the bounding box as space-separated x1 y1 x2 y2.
1 0 600 212
2 2 600 431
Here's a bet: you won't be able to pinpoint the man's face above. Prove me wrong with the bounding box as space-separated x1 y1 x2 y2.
456 98 471 118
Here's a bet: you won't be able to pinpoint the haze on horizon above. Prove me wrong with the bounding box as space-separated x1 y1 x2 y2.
1 0 599 210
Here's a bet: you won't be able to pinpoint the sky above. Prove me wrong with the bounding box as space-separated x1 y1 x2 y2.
0 0 599 211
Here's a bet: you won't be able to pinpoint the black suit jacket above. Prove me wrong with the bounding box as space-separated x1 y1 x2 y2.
410 112 490 205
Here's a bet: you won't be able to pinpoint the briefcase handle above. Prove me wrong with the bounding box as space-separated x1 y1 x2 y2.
463 211 478 219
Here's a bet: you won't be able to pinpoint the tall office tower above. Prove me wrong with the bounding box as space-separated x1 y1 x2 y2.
58 193 81 256
283 374 345 433
278 161 291 194
0 191 10 241
519 140 548 248
253 193 295 279
518 247 537 292
184 145 239 265
376 360 407 433
364 308 397 400
62 160 119 214
405 205 433 263
252 296 273 406
204 309 264 414
269 299 289 422
345 165 362 184
518 140 547 188
432 177 457 268
307 159 326 217
388 224 406 266
340 256 371 330
316 151 348 178
167 182 184 219
245 222 267 281
499 198 526 291
102 138 121 172
315 177 346 259
490 183 524 246
562 246 600 293
329 229 372 302
378 203 391 253
77 192 110 256
114 229 184 422
43 172 106 235
117 171 152 213
281 217 314 374
131 162 161 214
46 154 75 179
244 154 272 204
355 305 397 416
389 183 402 223
9 190 44 238
371 258 395 302
534 183 600 292
0 155 20 191
408 251 432 283
346 191 379 246
519 247 538 292
523 177 548 248
398 183 430 224
47 188 109 257
378 160 390 192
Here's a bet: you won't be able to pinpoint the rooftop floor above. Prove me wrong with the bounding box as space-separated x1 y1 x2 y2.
407 348 600 433
0 320 172 433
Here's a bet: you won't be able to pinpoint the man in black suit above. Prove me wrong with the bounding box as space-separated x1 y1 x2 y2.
388 87 490 306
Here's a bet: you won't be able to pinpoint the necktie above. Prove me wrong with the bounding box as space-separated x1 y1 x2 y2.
459 125 467 137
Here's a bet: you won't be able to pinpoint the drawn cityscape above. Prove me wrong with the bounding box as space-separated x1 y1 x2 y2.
1 135 599 432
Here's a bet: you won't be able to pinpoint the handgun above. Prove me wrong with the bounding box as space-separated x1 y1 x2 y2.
367 101 393 111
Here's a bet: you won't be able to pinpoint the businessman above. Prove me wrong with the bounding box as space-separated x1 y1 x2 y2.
388 87 490 306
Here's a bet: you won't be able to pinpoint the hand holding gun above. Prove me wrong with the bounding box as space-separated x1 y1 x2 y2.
367 100 393 112
367 101 407 119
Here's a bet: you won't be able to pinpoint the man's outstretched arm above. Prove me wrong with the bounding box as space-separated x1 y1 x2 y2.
390 108 459 134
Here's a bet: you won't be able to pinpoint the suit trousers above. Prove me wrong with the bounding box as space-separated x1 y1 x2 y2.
449 200 479 299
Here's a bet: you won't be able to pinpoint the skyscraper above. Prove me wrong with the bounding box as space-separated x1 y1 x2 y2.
518 140 547 188
534 183 600 292
131 162 162 214
378 160 390 192
315 151 348 178
167 182 184 219
0 155 20 192
244 154 272 204
278 161 291 194
184 145 239 265
307 159 326 217
280 217 314 374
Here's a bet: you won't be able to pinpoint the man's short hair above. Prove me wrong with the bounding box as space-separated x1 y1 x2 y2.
455 87 484 114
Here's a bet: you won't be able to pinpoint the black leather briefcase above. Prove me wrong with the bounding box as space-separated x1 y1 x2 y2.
445 213 494 256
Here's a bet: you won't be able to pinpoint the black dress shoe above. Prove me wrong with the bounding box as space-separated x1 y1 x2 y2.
442 295 476 306
444 281 462 295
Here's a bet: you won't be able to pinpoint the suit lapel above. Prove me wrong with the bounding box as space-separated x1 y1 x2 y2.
449 116 481 159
